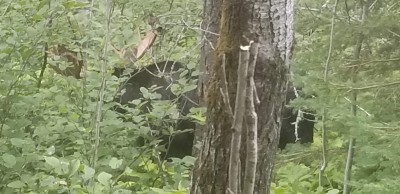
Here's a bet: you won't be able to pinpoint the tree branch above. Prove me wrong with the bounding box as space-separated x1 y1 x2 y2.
243 42 258 194
228 43 250 193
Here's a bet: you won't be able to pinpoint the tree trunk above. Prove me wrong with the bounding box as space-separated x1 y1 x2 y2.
191 0 294 193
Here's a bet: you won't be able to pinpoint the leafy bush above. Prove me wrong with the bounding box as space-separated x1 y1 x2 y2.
0 0 201 193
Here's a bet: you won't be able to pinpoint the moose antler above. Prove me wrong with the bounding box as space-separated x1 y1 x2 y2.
47 45 83 79
110 27 162 64
47 26 161 79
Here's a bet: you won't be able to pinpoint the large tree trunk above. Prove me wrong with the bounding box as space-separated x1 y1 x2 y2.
191 0 294 193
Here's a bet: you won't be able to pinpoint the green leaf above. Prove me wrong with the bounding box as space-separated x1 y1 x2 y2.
55 95 67 104
181 156 196 165
97 172 112 185
2 153 17 168
182 84 197 93
44 156 60 168
6 37 15 45
140 87 149 98
122 28 133 39
114 189 133 194
69 159 80 177
46 145 55 155
40 176 56 187
59 106 68 114
10 138 25 147
7 180 25 188
327 189 340 194
108 157 123 169
82 165 95 181
131 99 141 105
150 188 168 193
70 112 80 121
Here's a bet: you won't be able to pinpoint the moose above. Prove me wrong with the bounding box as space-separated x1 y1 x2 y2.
43 8 314 159
279 86 315 149
112 60 315 158
45 55 315 158
112 60 197 159
46 41 314 159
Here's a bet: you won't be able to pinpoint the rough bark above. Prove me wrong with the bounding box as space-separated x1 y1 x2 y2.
191 0 294 193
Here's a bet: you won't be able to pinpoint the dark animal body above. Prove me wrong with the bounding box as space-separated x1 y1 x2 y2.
279 86 315 149
113 61 197 159
113 61 315 158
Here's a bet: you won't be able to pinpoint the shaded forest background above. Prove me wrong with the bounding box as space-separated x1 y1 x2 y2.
0 0 399 193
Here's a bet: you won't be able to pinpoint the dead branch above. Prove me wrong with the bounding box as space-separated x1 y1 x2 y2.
228 43 250 193
352 81 400 90
243 42 258 194
289 84 303 142
331 80 400 91
343 57 400 68
220 54 234 118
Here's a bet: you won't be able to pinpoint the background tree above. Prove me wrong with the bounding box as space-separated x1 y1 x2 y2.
191 0 295 193
272 0 400 193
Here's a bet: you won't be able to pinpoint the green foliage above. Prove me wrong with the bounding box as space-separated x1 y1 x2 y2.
0 0 201 193
274 0 400 193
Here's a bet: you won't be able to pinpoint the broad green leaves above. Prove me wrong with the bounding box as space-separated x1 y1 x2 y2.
0 0 201 193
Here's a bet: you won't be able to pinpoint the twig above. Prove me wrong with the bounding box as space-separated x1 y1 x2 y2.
181 17 220 36
386 28 400 39
352 80 400 90
343 57 400 68
343 97 371 116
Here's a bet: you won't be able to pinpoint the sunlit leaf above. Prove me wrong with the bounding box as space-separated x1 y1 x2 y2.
44 156 60 168
97 172 112 186
2 153 17 168
109 157 123 169
7 180 25 189
82 165 95 181
327 189 340 194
